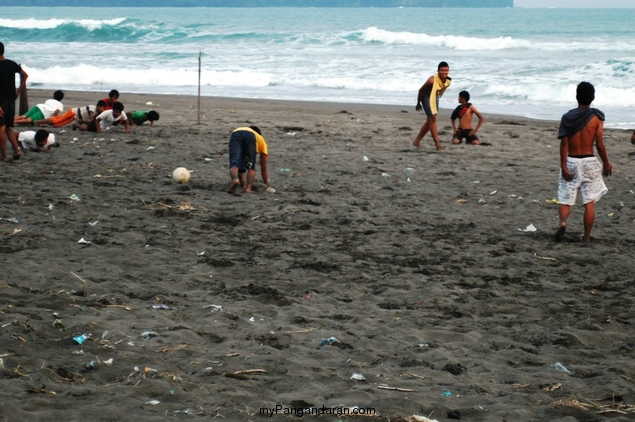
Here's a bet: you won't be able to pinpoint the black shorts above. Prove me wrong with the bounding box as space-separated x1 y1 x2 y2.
453 128 479 144
0 101 16 127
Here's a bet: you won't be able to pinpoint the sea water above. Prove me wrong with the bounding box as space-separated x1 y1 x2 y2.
1 6 634 128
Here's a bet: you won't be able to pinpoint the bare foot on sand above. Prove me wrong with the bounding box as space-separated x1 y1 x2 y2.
436 145 446 151
227 180 240 194
555 224 566 242
412 140 420 149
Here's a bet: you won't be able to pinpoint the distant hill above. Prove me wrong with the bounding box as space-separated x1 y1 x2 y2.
5 0 513 7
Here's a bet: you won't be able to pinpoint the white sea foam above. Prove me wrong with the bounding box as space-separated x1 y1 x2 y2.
23 64 273 89
0 17 126 31
361 27 534 51
360 27 635 53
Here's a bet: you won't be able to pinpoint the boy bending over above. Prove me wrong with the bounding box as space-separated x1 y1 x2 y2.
227 126 269 194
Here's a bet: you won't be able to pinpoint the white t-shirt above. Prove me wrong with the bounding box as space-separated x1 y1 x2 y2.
37 99 64 119
18 131 56 151
96 109 127 129
74 105 96 121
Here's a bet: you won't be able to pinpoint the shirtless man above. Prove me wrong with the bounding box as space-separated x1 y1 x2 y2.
555 81 612 243
412 61 451 151
451 90 483 145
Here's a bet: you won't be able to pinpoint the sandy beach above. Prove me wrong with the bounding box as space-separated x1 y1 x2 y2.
1 89 634 422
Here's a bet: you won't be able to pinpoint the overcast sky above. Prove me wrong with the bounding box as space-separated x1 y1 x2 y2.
515 0 633 7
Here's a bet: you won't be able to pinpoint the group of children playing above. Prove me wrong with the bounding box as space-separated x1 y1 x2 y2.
14 89 160 153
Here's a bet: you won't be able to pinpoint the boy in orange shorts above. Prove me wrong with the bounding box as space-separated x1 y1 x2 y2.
35 100 106 128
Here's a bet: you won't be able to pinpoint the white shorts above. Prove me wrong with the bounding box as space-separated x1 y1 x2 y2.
557 156 607 206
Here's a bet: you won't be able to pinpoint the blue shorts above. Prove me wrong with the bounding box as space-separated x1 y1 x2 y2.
228 130 257 172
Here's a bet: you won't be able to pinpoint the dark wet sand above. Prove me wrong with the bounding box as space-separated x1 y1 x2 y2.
1 89 634 422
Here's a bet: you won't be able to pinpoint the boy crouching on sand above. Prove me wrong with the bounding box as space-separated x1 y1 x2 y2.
14 90 64 126
73 101 129 133
451 90 484 145
127 110 159 126
36 100 107 128
19 129 58 153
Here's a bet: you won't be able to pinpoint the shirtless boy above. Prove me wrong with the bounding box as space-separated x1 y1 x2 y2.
555 81 612 243
451 90 483 145
412 61 451 151
227 126 269 194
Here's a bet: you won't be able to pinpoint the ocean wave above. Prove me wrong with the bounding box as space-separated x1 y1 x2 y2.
0 17 126 31
0 21 291 45
0 17 196 43
358 27 635 52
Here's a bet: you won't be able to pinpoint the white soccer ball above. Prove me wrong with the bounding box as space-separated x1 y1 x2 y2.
172 167 190 184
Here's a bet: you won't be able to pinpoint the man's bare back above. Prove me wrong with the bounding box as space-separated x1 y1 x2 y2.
560 110 611 181
565 114 603 157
